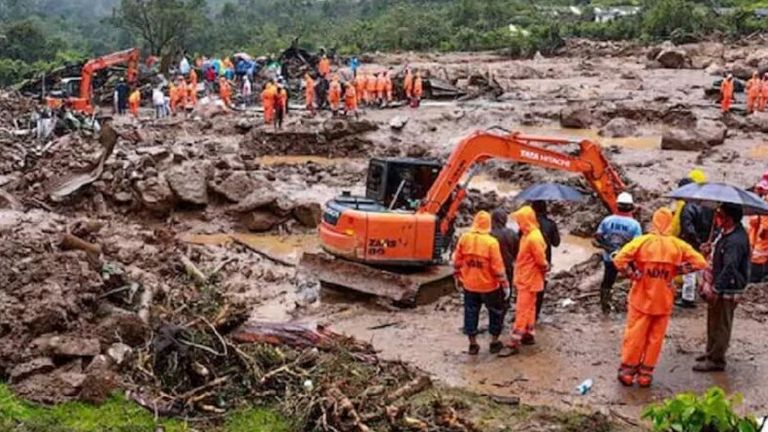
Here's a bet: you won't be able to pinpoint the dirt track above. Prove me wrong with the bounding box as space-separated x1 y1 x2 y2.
3 39 768 427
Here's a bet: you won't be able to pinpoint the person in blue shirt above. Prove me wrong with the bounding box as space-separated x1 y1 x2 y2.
596 192 643 314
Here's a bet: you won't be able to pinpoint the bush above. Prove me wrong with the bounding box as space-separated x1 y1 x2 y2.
642 387 761 432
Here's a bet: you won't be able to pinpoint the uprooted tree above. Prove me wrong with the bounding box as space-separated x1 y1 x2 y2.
113 0 208 60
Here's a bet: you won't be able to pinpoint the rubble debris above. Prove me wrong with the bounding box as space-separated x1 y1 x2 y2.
655 46 691 69
560 103 595 128
599 117 637 138
167 162 210 205
661 119 727 151
389 115 409 130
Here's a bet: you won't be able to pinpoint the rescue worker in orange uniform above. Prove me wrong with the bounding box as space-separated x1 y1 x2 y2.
274 83 288 130
613 208 707 387
749 172 768 282
128 88 141 118
453 211 510 356
344 81 358 118
328 75 342 115
355 72 366 107
219 77 232 107
760 73 768 112
318 55 331 79
189 68 198 87
375 72 387 105
261 81 276 125
187 79 198 108
404 68 414 100
412 72 424 107
747 71 761 114
720 73 734 113
365 72 377 106
305 73 316 116
500 205 548 357
385 70 393 103
169 82 179 115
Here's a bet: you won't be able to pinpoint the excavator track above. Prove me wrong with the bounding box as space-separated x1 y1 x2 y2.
299 251 455 306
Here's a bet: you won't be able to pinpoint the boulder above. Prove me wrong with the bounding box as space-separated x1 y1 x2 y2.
209 171 260 203
655 48 690 69
135 175 175 213
728 61 753 80
235 119 254 133
271 196 297 217
47 336 101 358
705 62 725 77
661 119 726 151
747 111 768 132
599 117 637 138
292 201 323 228
389 116 409 130
9 358 55 383
232 189 278 213
746 49 768 67
167 162 209 205
107 343 132 366
559 104 594 129
241 211 283 232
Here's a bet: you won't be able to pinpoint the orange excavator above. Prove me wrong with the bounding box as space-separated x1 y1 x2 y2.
46 48 140 114
300 130 625 304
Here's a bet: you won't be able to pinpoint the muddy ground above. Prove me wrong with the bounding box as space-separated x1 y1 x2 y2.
2 38 768 429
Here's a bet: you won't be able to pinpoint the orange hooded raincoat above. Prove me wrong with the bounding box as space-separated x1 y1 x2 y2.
318 56 331 78
748 72 761 113
511 206 548 340
453 211 508 293
749 202 768 265
721 77 734 113
613 208 706 379
404 70 414 99
261 84 277 124
219 79 232 106
328 78 342 111
305 74 315 112
344 84 358 113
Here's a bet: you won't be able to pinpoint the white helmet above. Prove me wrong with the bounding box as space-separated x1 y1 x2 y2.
617 192 634 206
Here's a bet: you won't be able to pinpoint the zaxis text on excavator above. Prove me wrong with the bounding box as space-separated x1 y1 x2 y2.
301 130 625 304
46 48 140 114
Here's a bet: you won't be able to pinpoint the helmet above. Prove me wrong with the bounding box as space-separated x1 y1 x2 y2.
617 192 634 205
617 192 635 212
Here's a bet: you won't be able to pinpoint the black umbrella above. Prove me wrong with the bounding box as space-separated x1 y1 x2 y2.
514 182 585 203
665 182 768 215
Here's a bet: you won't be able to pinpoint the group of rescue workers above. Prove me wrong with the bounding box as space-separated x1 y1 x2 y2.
114 52 425 129
455 168 762 388
719 70 768 113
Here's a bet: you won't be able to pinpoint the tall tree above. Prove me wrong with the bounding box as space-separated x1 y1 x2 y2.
114 0 208 56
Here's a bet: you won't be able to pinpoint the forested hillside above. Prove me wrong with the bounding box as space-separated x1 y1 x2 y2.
2 0 768 85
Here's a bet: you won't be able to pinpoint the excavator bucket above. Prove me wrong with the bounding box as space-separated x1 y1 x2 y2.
299 251 455 306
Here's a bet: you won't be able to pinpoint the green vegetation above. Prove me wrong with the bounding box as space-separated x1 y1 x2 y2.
2 0 768 84
643 387 762 432
0 384 289 432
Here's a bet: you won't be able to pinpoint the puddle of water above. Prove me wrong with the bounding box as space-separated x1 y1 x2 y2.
178 232 319 263
553 234 599 273
256 155 356 166
466 174 521 196
749 145 768 160
518 125 661 150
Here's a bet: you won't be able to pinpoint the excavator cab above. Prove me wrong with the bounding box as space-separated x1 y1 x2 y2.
365 158 441 210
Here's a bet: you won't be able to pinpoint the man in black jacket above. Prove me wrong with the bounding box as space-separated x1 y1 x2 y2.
676 177 715 308
491 209 519 296
694 203 749 372
531 201 560 319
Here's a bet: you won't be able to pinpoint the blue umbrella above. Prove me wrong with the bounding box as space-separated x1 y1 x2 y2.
514 182 585 203
665 182 768 215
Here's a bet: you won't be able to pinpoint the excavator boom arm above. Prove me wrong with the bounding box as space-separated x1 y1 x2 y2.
79 48 140 102
418 131 624 233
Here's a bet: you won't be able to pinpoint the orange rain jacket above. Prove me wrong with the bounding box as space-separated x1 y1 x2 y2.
613 208 707 316
512 206 548 293
328 79 342 108
344 84 358 111
376 73 387 96
355 74 366 98
749 210 768 265
189 68 198 85
404 71 414 97
219 79 232 104
413 76 424 98
305 75 315 108
453 211 508 293
748 73 761 99
318 57 331 78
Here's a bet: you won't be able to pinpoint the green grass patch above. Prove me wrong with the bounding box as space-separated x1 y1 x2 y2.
0 384 290 432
